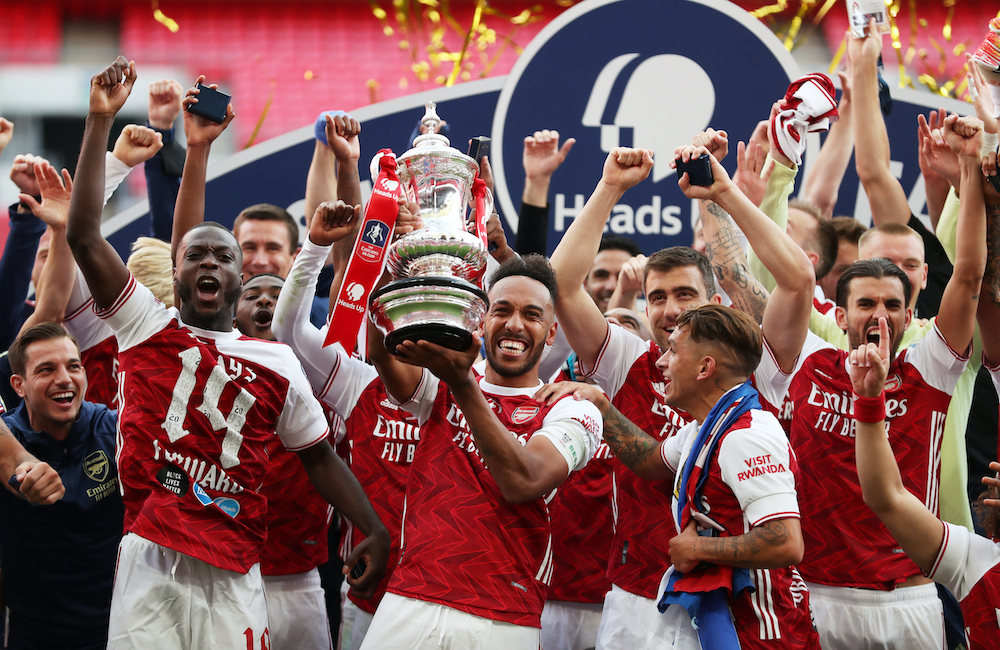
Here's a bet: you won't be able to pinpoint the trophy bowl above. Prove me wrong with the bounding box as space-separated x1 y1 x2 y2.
369 276 489 352
369 102 491 353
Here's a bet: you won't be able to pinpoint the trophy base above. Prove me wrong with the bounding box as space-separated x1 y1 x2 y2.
370 275 488 355
385 323 475 353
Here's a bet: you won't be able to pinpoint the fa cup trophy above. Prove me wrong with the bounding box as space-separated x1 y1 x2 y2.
369 102 492 352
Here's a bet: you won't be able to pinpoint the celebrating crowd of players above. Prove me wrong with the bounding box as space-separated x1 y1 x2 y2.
0 15 999 650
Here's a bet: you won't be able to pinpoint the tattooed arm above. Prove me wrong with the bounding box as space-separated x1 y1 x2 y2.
699 199 768 324
675 140 814 373
535 381 674 481
669 517 804 572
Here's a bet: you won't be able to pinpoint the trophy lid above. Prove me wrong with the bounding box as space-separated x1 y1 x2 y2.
411 102 452 148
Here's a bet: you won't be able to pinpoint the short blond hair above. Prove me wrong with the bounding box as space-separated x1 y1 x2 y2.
127 237 174 308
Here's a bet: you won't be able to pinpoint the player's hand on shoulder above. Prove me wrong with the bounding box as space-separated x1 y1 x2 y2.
535 381 607 411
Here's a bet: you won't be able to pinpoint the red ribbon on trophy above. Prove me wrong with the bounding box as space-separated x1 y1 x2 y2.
324 149 401 349
472 177 489 284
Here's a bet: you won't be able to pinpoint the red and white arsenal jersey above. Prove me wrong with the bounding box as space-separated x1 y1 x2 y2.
100 275 330 573
582 325 690 599
64 271 119 409
259 436 333 576
661 408 819 649
547 437 614 603
928 522 1000 649
759 327 968 588
813 295 836 317
389 372 601 627
339 377 421 614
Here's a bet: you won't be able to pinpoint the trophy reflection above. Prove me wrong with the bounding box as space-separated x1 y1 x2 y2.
369 102 492 352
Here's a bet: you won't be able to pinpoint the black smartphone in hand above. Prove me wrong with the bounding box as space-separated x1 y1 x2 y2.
675 153 714 186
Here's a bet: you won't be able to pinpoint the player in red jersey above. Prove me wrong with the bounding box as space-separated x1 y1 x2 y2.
361 254 602 649
65 57 389 649
851 317 1000 650
233 272 338 650
758 114 987 649
272 200 424 650
537 304 820 649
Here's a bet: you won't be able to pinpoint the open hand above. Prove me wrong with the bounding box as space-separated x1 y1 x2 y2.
18 162 73 229
392 336 480 387
523 130 575 180
733 140 774 208
534 381 608 411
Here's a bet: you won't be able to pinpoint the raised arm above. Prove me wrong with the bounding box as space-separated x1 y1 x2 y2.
850 317 945 571
170 76 234 262
933 115 987 354
328 114 362 208
549 148 652 368
17 163 75 334
850 20 911 225
674 144 815 372
516 130 574 255
65 56 137 310
978 152 1000 365
144 80 186 241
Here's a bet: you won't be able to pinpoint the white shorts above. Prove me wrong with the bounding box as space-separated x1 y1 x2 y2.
107 533 268 650
807 581 945 650
263 569 333 650
359 592 540 650
595 585 658 650
541 600 603 650
340 596 375 650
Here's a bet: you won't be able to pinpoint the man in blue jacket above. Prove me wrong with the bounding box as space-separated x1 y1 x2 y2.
0 322 121 650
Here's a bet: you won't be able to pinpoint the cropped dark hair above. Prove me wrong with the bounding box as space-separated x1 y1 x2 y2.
233 203 300 253
788 199 837 280
489 254 558 306
599 233 642 258
676 304 762 379
9 323 80 377
644 246 716 298
835 258 911 309
831 216 867 245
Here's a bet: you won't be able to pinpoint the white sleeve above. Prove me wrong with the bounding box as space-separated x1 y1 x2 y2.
104 152 132 205
580 323 649 398
63 269 114 352
393 369 440 426
988 361 1000 400
96 275 173 352
754 330 830 410
538 325 573 383
274 348 332 451
927 522 1000 601
272 237 378 416
904 324 969 396
718 410 799 526
535 396 602 473
660 421 697 474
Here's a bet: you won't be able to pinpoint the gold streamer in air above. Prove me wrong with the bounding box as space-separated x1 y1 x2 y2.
447 0 484 86
750 0 788 19
152 0 179 32
243 80 275 149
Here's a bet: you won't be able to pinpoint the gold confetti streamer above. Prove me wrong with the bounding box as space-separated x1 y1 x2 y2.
152 0 179 33
943 0 955 42
750 0 788 19
783 0 814 50
828 33 846 75
244 80 275 149
446 0 484 86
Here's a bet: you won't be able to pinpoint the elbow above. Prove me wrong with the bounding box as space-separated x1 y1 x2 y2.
499 484 540 505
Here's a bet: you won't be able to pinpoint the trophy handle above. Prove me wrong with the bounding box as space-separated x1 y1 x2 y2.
471 178 493 250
